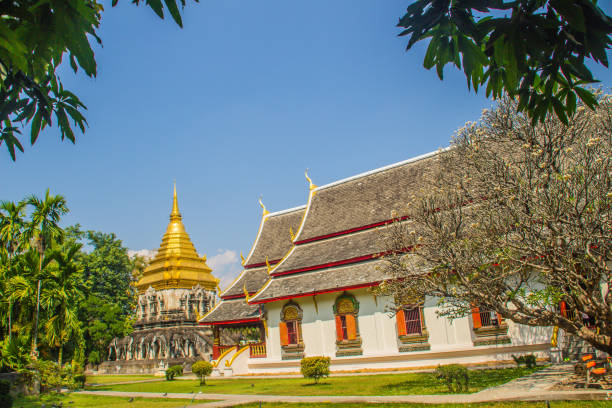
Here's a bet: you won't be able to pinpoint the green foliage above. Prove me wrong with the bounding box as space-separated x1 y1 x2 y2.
165 365 183 381
1 193 137 372
25 359 86 392
434 364 469 393
398 0 612 125
191 360 213 385
0 335 31 373
73 374 86 389
0 379 13 408
0 0 196 160
300 357 330 384
512 354 537 369
88 350 101 367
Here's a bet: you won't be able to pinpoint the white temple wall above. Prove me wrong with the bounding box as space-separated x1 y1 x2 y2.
251 288 552 374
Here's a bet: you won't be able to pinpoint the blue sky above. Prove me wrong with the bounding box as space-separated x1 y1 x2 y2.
2 1 611 285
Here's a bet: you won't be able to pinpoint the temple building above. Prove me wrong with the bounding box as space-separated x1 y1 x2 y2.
100 185 219 374
200 151 554 375
200 203 305 375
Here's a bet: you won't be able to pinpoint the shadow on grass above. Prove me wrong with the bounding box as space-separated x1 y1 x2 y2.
301 382 332 387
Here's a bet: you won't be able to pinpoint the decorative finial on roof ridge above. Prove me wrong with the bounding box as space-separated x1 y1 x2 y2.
240 251 246 265
289 226 295 241
243 283 251 302
170 181 181 220
259 196 270 216
265 256 272 274
305 169 317 191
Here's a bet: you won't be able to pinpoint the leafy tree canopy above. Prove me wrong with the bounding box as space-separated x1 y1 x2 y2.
381 93 612 353
398 0 612 124
0 0 196 160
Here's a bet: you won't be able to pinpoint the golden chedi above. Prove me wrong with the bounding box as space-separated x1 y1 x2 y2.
137 184 219 292
100 185 218 374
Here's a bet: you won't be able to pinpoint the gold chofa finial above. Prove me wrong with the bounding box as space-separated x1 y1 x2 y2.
265 256 272 274
289 227 295 241
305 169 317 191
259 197 270 216
243 283 251 302
170 181 181 220
240 251 246 265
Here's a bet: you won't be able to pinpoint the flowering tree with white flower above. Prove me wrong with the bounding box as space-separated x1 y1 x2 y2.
380 94 612 353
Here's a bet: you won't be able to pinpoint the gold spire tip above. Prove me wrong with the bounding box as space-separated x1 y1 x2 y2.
171 182 181 219
259 196 270 216
305 169 317 191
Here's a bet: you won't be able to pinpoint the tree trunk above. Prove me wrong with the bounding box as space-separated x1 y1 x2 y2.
58 344 63 367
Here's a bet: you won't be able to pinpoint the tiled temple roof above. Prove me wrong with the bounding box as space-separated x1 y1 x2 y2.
221 267 269 298
294 151 439 244
271 227 383 275
244 206 306 266
201 206 305 324
200 298 261 324
251 150 444 303
250 260 387 303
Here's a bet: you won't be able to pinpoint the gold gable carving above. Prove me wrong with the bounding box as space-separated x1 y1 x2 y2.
337 299 354 314
284 306 299 321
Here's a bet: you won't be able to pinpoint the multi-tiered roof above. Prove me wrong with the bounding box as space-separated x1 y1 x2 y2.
200 204 305 325
136 185 219 293
249 151 441 304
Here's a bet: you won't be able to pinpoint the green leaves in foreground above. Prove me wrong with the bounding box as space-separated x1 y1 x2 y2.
0 0 197 161
398 0 612 124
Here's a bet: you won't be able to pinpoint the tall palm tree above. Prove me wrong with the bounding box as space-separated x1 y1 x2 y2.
0 200 26 257
0 200 26 340
24 190 68 358
43 243 84 366
6 250 50 339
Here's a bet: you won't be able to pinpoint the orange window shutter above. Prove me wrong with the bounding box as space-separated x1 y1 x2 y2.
396 309 407 336
560 301 567 317
335 315 344 340
471 307 481 329
346 314 357 340
279 322 289 346
496 312 503 324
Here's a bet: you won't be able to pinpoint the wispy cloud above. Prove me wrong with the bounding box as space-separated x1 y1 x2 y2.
128 249 157 260
208 249 242 290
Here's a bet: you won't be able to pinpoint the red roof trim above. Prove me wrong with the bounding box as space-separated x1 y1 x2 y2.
244 259 281 269
200 317 261 326
294 216 409 245
250 282 380 304
221 292 256 301
271 254 377 277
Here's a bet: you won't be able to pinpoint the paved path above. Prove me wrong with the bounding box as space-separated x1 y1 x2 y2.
77 364 612 407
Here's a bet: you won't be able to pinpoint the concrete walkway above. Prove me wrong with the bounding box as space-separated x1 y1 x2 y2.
77 364 612 407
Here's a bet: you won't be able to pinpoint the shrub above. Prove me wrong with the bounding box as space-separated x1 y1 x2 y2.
300 357 330 384
434 364 469 393
524 354 537 369
512 354 525 367
73 374 86 389
0 379 13 408
191 361 213 385
88 351 101 369
165 365 183 381
512 354 537 369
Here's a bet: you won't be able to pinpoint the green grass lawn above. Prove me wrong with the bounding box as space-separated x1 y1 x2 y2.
13 393 196 408
93 367 539 396
86 374 160 384
230 403 612 408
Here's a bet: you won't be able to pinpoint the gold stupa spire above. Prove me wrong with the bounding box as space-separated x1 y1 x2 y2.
136 184 219 293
